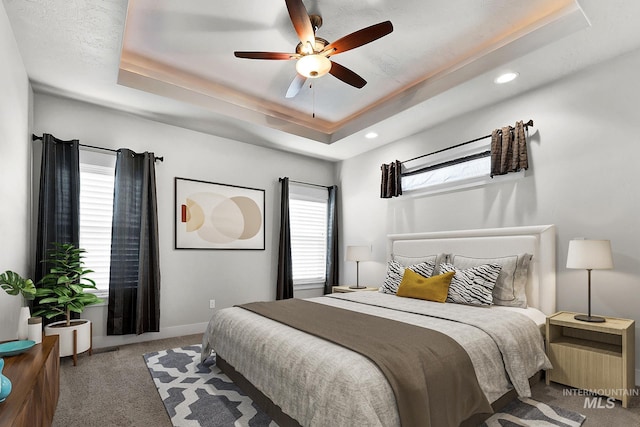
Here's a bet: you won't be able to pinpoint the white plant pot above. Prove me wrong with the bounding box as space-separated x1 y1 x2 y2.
44 319 92 358
17 306 30 340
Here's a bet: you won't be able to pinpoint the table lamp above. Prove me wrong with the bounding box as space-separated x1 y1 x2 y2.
346 245 371 289
566 239 613 323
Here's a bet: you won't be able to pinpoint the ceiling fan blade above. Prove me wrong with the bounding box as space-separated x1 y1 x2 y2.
329 61 367 88
323 21 393 56
234 51 299 60
285 74 307 98
284 0 315 48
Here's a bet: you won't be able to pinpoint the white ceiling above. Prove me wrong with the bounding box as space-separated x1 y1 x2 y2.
4 0 640 160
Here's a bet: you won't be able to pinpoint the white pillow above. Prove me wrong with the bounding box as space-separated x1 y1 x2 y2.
450 254 532 308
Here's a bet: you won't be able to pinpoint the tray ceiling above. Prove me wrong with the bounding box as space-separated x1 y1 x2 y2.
118 0 586 143
4 1 640 159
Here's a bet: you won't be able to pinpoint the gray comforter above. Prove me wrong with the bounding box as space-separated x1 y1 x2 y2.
202 292 551 427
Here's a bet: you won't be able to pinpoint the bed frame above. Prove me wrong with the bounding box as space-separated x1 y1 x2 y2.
218 225 557 426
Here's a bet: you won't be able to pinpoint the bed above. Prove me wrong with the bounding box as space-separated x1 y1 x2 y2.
202 225 556 426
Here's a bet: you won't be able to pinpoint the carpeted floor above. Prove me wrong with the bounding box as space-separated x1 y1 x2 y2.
52 334 640 427
52 334 201 427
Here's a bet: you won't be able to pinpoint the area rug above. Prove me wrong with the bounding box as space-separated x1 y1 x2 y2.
145 345 586 427
481 396 586 427
143 344 276 427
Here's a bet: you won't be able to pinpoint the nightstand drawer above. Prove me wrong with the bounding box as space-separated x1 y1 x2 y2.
548 340 622 390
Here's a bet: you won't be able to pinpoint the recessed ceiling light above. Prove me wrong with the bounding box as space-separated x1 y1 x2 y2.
494 72 519 84
365 132 378 139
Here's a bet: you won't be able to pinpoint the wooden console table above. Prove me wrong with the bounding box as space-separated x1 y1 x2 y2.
0 335 60 426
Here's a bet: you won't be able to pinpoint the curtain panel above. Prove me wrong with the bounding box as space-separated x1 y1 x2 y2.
107 149 160 335
324 185 339 294
490 120 529 177
380 160 402 198
276 177 294 300
35 134 80 284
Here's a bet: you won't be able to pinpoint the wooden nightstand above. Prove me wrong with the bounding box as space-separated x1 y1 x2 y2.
546 311 635 407
332 285 379 293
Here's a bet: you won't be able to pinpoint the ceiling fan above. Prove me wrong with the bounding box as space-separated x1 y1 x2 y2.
234 0 393 98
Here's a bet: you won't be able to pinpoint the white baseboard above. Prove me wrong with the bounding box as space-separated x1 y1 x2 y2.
91 322 209 350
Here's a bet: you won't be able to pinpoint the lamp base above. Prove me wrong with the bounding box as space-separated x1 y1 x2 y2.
574 314 606 323
349 285 366 289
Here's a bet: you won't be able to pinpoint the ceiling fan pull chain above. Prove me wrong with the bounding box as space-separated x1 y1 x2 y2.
312 83 315 118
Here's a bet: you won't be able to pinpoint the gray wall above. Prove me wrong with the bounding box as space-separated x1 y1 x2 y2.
0 5 33 341
337 47 640 383
32 93 335 348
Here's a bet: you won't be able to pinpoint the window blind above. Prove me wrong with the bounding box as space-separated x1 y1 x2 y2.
289 184 328 286
79 163 115 295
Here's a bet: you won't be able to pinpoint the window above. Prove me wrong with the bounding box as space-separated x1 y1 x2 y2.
289 183 328 287
79 150 116 297
402 153 491 192
401 140 523 196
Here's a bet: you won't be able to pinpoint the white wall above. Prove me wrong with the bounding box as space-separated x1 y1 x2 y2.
32 93 335 348
0 4 33 340
338 47 640 383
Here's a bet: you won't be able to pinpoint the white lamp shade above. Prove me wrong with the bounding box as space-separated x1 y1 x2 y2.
346 245 371 262
296 54 331 78
566 239 613 269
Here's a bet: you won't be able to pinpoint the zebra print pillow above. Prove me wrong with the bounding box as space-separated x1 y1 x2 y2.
380 260 435 294
439 262 502 306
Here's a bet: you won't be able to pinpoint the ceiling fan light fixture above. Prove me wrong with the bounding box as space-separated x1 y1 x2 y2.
296 54 331 78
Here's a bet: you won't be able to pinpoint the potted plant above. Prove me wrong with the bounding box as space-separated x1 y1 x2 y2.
0 271 36 340
33 243 102 364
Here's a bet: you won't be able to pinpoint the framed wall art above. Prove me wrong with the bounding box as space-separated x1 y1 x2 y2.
175 177 265 250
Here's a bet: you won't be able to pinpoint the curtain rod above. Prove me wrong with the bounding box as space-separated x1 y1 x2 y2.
279 177 332 189
32 134 164 162
402 119 533 164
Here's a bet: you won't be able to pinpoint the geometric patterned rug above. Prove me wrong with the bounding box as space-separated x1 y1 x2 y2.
481 396 586 427
145 345 586 427
143 345 276 427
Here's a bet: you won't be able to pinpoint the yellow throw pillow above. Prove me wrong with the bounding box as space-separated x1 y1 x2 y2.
396 270 455 303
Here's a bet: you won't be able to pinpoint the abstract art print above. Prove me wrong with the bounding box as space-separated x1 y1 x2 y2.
175 177 265 250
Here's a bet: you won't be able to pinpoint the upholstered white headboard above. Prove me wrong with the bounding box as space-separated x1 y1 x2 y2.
388 225 556 315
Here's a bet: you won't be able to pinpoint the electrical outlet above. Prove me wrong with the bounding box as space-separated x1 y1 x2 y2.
209 299 215 309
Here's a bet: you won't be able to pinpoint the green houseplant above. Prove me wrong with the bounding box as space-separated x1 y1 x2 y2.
0 270 37 340
0 270 36 303
33 243 102 325
33 243 102 364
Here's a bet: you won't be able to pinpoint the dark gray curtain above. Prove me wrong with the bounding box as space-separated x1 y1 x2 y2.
107 149 160 335
324 185 339 294
490 120 529 177
380 160 402 198
35 134 80 285
276 178 294 300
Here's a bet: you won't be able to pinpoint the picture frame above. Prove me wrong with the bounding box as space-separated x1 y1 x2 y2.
175 177 265 250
